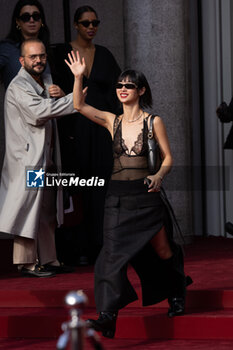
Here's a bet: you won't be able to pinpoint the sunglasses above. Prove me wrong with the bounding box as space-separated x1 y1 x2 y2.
116 83 137 90
78 20 100 28
18 12 41 22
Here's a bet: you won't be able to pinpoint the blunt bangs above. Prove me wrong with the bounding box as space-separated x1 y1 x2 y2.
117 69 153 109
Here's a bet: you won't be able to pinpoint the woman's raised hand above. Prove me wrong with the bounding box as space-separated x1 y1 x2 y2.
65 51 86 77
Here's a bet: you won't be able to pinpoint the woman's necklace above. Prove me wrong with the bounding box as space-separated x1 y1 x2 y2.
124 111 144 123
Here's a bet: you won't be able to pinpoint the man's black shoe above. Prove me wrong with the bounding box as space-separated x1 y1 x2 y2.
21 265 56 278
43 263 75 274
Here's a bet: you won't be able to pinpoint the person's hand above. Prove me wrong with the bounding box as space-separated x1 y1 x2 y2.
216 102 232 123
65 51 86 77
144 174 163 192
48 84 65 98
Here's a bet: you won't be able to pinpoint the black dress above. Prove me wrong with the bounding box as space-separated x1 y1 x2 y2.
51 43 121 260
94 116 186 312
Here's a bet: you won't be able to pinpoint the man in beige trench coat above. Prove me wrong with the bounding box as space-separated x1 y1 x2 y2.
0 38 75 277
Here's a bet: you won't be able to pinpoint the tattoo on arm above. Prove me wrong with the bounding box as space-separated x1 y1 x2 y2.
94 115 105 122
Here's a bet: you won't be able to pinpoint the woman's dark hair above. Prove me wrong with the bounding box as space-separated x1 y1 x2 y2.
6 0 50 48
118 69 153 109
74 5 98 23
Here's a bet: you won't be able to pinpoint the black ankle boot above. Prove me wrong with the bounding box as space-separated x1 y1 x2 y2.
167 275 193 317
167 271 186 317
86 311 118 338
161 254 187 317
167 296 185 317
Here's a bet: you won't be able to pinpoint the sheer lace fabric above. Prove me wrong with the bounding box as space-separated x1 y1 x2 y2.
111 116 150 181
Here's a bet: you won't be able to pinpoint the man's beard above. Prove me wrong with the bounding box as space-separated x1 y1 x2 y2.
24 63 46 76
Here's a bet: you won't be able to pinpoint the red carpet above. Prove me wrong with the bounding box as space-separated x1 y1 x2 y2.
2 339 233 350
1 236 233 349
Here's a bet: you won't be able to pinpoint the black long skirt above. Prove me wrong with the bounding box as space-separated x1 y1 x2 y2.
94 178 185 312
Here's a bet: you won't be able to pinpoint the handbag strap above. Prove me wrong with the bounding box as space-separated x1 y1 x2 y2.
148 114 155 139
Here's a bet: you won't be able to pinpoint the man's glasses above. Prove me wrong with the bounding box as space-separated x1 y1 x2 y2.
23 54 47 61
116 83 137 90
78 20 100 28
19 12 41 22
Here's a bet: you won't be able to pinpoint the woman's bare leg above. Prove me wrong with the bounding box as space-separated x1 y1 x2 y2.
150 226 172 260
150 226 186 317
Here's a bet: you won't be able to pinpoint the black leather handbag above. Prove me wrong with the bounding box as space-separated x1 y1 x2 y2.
147 115 162 174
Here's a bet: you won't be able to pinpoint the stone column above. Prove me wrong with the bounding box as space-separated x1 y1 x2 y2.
123 0 193 240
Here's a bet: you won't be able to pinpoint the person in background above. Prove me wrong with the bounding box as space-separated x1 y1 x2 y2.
0 0 51 89
52 5 121 265
216 99 233 235
66 51 192 338
0 0 64 120
0 0 66 268
0 39 75 277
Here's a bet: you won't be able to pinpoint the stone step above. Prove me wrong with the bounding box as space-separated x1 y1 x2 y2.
1 307 233 340
1 289 233 310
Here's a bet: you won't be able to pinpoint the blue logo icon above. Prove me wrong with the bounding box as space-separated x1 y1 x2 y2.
26 168 45 188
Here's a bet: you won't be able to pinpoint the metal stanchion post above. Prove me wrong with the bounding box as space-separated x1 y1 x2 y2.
56 290 104 350
57 290 87 350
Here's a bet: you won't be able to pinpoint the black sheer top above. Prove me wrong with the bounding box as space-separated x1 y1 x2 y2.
111 115 151 180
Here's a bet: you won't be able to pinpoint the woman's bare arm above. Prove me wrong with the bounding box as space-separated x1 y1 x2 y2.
65 51 115 134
